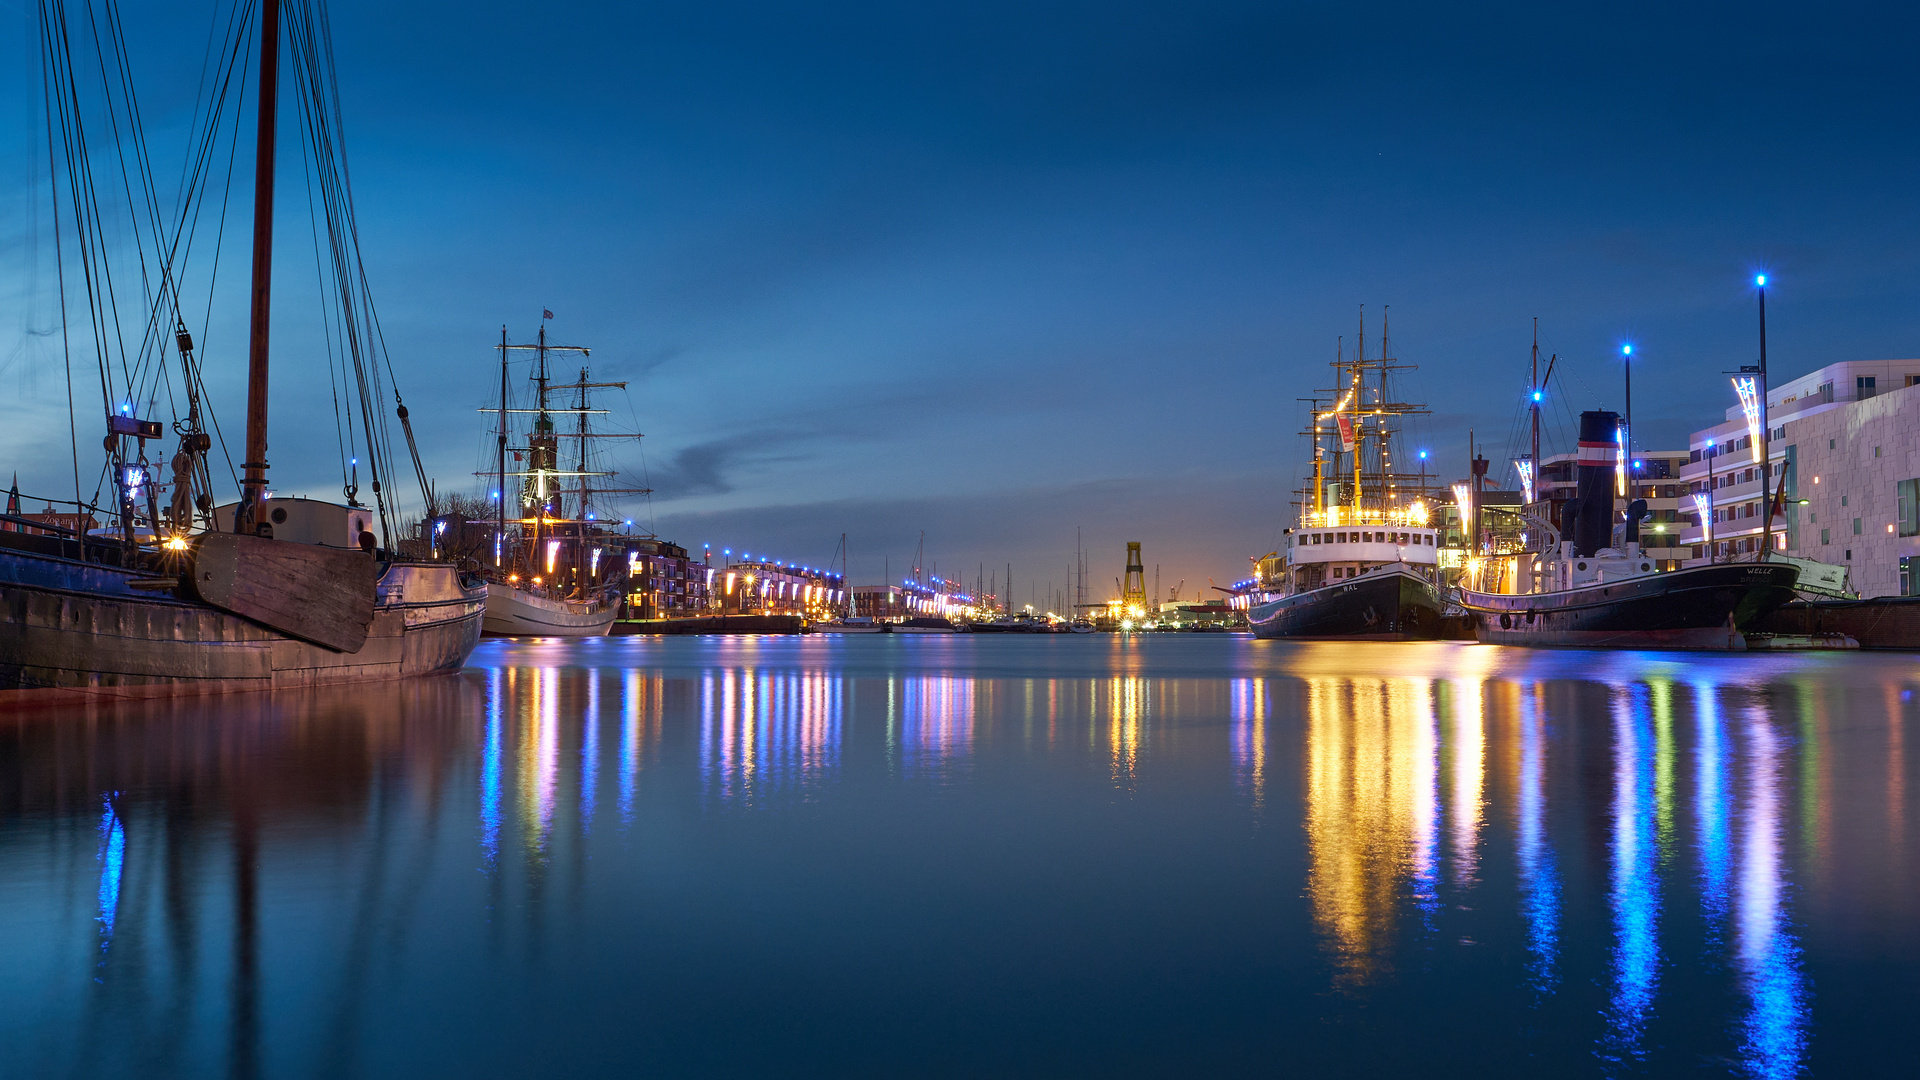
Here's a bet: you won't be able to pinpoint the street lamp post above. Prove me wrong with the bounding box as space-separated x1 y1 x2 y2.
1622 343 1633 500
1756 275 1774 556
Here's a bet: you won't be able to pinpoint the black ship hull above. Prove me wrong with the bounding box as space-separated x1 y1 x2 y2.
1460 562 1800 650
1247 567 1444 641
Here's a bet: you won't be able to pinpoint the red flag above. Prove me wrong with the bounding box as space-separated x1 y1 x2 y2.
542 308 554 320
1335 414 1356 453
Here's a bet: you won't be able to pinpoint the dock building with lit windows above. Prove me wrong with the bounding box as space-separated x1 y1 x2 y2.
713 558 845 617
1678 358 1920 596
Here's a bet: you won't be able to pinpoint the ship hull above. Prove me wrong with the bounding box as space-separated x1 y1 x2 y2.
0 542 484 704
1247 567 1444 641
482 582 617 637
1460 563 1800 649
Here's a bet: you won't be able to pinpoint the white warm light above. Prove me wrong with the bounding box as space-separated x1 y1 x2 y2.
1732 376 1764 466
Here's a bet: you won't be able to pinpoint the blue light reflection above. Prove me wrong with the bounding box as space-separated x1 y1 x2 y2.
1601 683 1660 1067
1516 684 1559 993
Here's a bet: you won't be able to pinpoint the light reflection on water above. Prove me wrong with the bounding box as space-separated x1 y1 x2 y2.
1 637 1914 1077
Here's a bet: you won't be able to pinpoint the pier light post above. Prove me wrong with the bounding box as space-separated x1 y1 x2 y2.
1621 344 1633 500
1755 274 1774 556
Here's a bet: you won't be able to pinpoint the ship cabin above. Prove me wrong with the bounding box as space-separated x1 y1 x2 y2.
1283 523 1442 591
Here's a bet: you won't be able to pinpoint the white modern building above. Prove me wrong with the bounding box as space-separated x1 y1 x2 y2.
1678 359 1920 597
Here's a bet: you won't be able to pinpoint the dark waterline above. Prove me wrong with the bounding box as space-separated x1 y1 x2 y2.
2 636 1916 1078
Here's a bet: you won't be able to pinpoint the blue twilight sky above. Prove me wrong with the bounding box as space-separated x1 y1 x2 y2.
4 0 1920 599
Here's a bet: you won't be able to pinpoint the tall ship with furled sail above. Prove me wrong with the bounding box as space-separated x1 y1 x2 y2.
1239 311 1447 640
477 324 647 636
1 0 484 701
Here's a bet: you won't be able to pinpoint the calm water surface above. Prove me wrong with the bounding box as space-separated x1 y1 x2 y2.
3 636 1918 1078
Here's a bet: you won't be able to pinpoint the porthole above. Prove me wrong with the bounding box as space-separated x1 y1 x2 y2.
270 507 288 524
1640 563 1650 571
1576 561 1588 571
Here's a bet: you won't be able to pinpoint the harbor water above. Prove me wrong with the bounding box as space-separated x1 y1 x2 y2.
3 636 1916 1077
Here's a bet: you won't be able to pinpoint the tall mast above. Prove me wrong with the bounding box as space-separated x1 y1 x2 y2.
575 365 590 590
1380 305 1391 512
239 0 282 529
1350 351 1362 523
497 327 509 565
533 324 549 556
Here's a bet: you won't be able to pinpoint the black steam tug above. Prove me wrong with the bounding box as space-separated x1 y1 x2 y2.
1457 411 1799 650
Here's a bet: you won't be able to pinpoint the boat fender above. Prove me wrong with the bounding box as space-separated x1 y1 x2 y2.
1499 612 1512 629
1525 609 1536 624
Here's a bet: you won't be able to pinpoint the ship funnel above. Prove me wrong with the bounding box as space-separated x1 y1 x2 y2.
1573 410 1619 557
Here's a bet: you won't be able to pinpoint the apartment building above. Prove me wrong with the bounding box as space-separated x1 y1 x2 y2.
1678 359 1920 597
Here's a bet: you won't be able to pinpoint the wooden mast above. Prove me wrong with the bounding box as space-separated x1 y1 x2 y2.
239 0 281 531
497 326 509 566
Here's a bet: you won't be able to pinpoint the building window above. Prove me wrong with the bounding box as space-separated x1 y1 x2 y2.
1902 479 1920 538
1858 376 1877 399
1903 557 1916 596
1821 528 1830 545
1853 517 1862 535
1829 439 1836 450
1842 495 1849 507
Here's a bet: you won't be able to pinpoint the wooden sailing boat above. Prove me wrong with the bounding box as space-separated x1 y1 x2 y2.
0 0 483 700
478 325 647 636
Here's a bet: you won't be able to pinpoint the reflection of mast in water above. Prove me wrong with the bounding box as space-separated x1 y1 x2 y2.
1602 684 1659 1067
1736 703 1808 1077
1515 683 1559 992
1303 676 1436 988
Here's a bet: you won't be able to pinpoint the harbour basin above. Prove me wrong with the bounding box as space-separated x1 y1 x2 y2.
2 635 1916 1078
